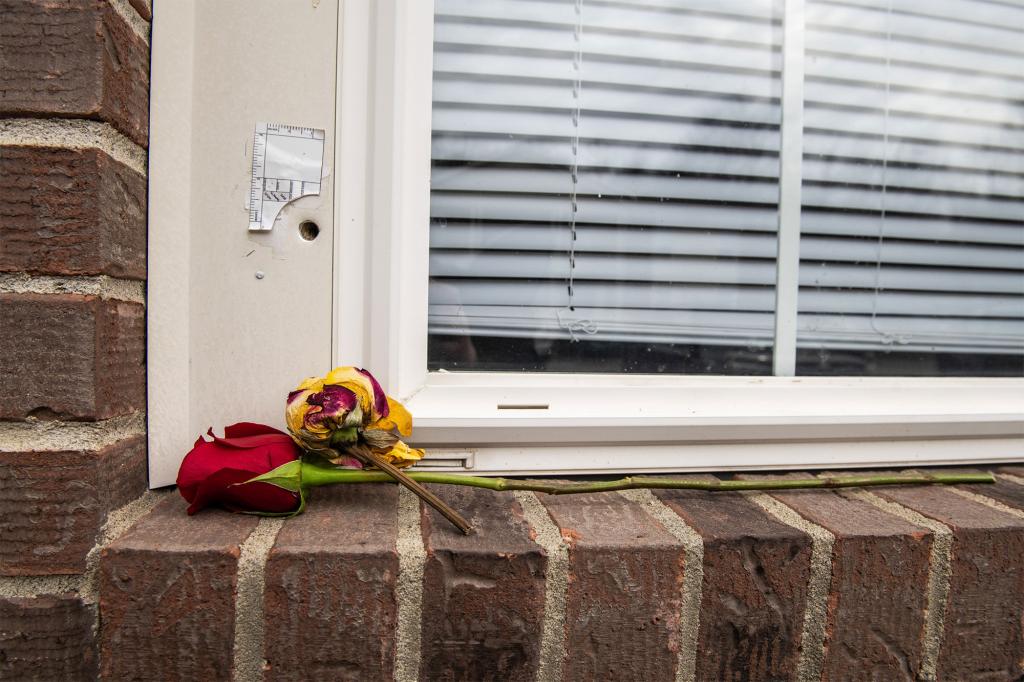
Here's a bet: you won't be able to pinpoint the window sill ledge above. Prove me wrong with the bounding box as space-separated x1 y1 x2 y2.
95 465 1024 679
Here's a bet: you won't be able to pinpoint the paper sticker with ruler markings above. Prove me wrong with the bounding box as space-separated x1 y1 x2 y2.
249 122 325 231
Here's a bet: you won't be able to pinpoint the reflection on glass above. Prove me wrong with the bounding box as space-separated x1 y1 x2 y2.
796 0 1024 376
427 0 782 373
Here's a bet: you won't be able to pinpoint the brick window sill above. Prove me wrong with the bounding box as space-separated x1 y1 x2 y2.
73 467 1024 680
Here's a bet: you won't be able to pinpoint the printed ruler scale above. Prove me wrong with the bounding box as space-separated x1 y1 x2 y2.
248 122 326 231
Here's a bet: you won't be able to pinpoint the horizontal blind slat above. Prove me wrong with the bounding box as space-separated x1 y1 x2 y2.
805 53 1024 100
835 0 1024 31
434 51 781 96
806 26 1024 78
434 78 781 125
436 18 783 70
431 279 1023 317
432 192 778 230
431 222 1024 267
432 251 1023 293
806 2 1024 55
429 304 1024 352
433 105 781 149
432 192 1023 246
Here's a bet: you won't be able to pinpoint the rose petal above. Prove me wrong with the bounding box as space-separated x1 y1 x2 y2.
374 439 424 468
306 385 357 418
224 422 290 439
357 368 390 419
295 377 324 392
207 428 300 451
176 436 301 504
367 396 414 436
285 390 313 435
185 467 299 514
327 453 365 469
222 481 300 514
323 367 377 421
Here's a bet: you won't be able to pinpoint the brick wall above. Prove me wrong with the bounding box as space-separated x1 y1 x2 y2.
95 470 1024 681
0 1 154 679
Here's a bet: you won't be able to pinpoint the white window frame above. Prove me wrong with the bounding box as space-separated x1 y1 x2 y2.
149 0 1024 482
336 0 1023 474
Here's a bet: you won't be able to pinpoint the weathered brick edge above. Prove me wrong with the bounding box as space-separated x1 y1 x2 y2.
0 145 147 279
0 0 150 146
0 491 163 681
93 468 1024 681
0 0 152 677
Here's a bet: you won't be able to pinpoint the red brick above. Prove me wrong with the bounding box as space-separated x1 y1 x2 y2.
0 595 97 681
874 485 1024 680
419 485 547 681
538 491 685 681
0 436 146 575
264 485 400 681
99 495 259 680
971 476 1024 511
0 146 146 279
654 485 812 681
764 487 932 679
0 293 145 420
0 0 150 146
127 0 151 21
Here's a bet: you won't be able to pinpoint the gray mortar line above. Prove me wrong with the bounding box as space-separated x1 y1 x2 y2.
619 489 703 682
394 486 427 682
902 468 1024 522
0 574 81 599
107 0 151 42
513 490 569 682
0 491 165 601
0 411 146 453
0 118 147 176
843 489 952 682
747 492 834 682
948 486 1024 521
0 273 145 305
232 517 286 682
80 491 165 603
998 472 1024 487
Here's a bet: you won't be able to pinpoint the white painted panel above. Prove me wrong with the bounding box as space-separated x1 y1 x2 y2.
149 1 337 487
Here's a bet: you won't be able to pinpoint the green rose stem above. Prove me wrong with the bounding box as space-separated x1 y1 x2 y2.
300 462 994 496
248 460 993 533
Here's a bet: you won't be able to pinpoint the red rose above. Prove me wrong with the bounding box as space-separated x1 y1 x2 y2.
176 422 302 514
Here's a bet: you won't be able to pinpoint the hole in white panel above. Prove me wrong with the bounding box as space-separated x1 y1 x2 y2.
298 221 320 241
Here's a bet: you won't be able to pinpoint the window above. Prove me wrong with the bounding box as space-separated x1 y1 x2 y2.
425 0 1024 378
148 0 1023 486
797 0 1024 377
429 0 785 376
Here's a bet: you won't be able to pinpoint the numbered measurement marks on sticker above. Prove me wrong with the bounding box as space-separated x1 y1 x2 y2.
249 122 325 231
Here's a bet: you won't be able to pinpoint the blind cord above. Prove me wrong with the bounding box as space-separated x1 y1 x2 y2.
560 0 598 341
568 0 582 312
869 0 909 347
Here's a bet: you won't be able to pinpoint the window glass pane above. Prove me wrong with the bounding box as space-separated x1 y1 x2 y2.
796 0 1024 376
428 0 783 373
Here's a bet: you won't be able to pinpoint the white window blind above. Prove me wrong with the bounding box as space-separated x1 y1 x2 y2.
797 0 1024 371
427 0 1024 375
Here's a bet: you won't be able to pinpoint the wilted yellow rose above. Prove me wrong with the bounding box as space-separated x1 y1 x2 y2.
285 367 423 468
